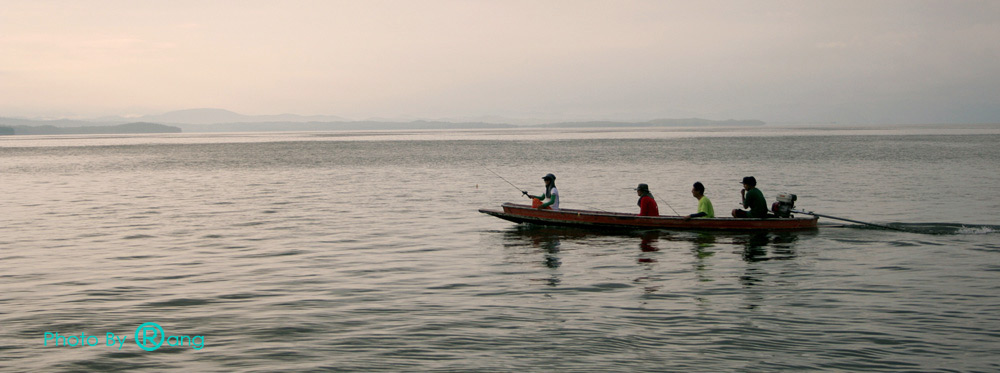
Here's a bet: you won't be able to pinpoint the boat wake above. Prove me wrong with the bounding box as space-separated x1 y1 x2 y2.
952 225 998 235
839 222 1000 235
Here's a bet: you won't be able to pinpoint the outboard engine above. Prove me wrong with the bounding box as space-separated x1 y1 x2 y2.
771 193 797 218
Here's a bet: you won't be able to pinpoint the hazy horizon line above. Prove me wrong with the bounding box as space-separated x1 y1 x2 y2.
5 107 999 127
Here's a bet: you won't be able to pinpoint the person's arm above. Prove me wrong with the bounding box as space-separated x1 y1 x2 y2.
741 188 748 208
687 197 710 219
539 194 556 208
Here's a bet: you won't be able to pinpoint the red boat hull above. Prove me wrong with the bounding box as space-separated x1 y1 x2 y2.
480 203 818 231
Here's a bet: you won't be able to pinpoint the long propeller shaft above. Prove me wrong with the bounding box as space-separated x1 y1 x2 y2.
793 210 907 232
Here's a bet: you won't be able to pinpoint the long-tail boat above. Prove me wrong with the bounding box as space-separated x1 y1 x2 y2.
480 203 818 231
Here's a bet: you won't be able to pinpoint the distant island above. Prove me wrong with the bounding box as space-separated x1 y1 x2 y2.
175 118 764 132
179 120 517 132
4 122 181 135
532 118 765 128
1 109 766 133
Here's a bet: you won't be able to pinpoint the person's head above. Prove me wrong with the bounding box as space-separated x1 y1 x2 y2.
635 183 650 196
542 173 556 186
692 181 705 198
741 176 757 190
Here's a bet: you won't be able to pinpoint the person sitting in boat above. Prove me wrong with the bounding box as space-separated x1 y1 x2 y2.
684 181 714 220
732 176 768 218
635 183 659 216
522 173 560 210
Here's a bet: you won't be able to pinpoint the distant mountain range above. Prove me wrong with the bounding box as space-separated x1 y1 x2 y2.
0 108 765 134
93 108 350 125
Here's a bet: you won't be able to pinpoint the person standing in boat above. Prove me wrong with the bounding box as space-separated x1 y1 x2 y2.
635 183 659 216
732 176 768 218
523 173 560 210
685 181 714 220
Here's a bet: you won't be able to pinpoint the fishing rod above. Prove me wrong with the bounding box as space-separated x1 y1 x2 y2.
792 209 909 232
482 166 526 194
482 166 611 212
630 187 679 216
659 199 680 216
579 203 612 213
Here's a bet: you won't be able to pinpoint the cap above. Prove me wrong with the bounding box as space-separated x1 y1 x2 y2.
741 176 757 186
634 183 649 191
542 173 556 181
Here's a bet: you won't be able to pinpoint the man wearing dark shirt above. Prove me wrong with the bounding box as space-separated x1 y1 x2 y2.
732 176 768 218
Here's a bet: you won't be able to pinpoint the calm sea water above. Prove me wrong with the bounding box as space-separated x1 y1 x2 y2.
2 126 999 371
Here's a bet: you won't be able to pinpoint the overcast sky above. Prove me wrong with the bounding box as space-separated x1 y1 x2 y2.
1 0 998 124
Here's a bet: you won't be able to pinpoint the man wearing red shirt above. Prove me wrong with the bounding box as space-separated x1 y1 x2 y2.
635 183 659 216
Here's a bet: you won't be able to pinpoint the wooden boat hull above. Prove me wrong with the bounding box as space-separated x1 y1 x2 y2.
480 203 818 231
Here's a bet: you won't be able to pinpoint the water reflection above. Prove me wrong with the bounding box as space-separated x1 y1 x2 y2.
738 233 772 262
497 225 816 291
639 231 660 252
732 230 814 308
690 232 717 281
638 230 660 263
501 226 573 286
634 231 663 293
733 231 804 263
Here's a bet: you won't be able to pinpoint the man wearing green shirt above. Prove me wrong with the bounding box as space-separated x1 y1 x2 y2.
732 176 769 218
685 181 714 220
